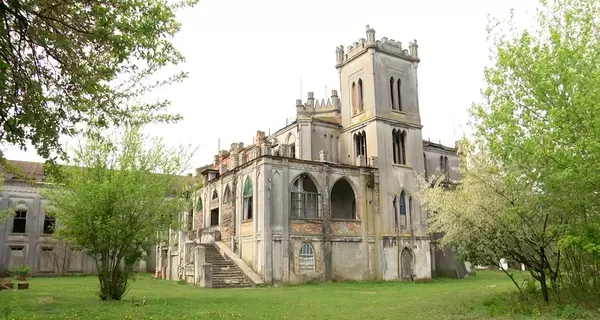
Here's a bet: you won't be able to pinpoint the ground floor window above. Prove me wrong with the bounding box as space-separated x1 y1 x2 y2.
299 243 316 272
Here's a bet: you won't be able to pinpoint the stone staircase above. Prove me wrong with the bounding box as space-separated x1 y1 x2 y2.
205 245 252 288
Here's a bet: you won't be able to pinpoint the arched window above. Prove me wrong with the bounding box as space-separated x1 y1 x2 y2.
399 191 407 229
390 77 396 109
392 129 407 165
299 243 316 272
354 130 367 158
12 203 28 233
397 79 403 111
291 174 321 218
211 190 218 200
357 79 364 112
195 196 203 211
243 177 253 220
351 82 358 114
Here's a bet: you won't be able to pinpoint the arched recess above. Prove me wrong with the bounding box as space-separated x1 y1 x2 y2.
299 243 316 273
223 185 232 204
290 173 321 218
242 177 253 220
330 177 357 219
400 247 414 280
285 132 296 159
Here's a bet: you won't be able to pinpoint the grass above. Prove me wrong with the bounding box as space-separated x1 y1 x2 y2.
0 271 595 320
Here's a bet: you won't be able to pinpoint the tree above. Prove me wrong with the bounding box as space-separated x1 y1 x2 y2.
470 0 600 299
415 139 565 302
0 0 198 163
42 125 197 300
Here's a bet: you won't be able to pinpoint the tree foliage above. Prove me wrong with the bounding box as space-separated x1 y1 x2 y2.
42 125 197 300
0 0 198 162
470 0 600 300
416 139 564 302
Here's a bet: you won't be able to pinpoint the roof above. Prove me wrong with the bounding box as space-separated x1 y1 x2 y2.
1 160 46 180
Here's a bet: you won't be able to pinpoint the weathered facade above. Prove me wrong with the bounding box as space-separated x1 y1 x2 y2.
160 26 462 285
0 161 155 276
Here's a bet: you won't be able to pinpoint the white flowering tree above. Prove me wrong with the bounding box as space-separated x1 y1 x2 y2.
415 139 565 302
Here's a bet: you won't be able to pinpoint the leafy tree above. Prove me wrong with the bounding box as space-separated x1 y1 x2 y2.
416 139 565 302
43 125 197 300
0 0 198 163
470 0 600 299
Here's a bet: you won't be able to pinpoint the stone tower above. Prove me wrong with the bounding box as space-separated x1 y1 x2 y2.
336 25 430 279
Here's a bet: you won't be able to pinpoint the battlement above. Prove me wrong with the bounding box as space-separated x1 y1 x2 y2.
335 25 419 67
295 90 341 111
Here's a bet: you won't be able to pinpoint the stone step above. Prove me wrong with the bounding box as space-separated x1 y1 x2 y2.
202 244 253 289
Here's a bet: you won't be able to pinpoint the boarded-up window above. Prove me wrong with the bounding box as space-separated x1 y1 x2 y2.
39 248 55 272
351 82 358 114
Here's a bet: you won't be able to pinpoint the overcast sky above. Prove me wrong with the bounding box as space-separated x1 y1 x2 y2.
2 0 538 169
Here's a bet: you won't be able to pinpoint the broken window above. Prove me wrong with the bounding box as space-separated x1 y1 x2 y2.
43 214 55 234
299 243 315 273
290 174 321 218
12 209 27 233
242 177 253 220
354 131 367 158
331 178 356 219
289 144 296 158
392 129 407 165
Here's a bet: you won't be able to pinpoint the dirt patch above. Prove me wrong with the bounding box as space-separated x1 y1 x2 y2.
38 297 56 303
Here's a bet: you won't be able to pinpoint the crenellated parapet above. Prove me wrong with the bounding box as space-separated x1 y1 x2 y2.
335 25 419 67
295 90 342 123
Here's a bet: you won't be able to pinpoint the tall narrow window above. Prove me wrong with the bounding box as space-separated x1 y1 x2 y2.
399 191 407 228
444 156 449 175
392 129 407 165
352 82 358 115
357 79 364 112
299 243 316 272
423 153 428 179
440 156 444 172
409 196 413 228
400 131 407 165
354 131 367 158
43 214 55 234
390 77 396 109
12 209 27 233
243 177 253 220
392 129 399 164
393 196 399 231
397 79 403 111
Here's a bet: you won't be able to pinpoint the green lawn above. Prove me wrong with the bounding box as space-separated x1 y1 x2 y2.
0 271 587 320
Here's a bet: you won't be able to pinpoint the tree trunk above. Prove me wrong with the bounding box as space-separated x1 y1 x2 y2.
539 270 549 302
